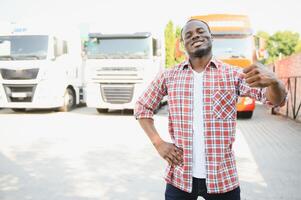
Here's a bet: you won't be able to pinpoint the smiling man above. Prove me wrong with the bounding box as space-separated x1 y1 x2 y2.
134 19 287 200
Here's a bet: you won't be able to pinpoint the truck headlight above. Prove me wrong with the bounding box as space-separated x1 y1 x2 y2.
244 97 254 105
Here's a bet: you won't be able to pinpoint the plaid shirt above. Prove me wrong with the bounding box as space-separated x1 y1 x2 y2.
134 58 276 194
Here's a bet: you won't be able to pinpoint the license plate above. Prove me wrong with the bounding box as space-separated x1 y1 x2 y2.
11 92 27 98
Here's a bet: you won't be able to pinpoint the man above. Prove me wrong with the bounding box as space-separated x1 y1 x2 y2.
134 19 287 200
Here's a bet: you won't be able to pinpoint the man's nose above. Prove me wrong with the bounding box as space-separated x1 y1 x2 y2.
191 34 200 41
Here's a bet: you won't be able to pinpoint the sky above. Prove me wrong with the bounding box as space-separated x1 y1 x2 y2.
1 0 301 35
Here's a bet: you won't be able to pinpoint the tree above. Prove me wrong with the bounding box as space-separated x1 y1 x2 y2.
266 31 300 63
295 40 301 53
174 26 186 63
164 21 176 68
256 31 270 41
164 21 187 68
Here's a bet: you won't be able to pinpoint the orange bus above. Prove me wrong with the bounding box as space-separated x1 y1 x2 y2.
190 14 257 118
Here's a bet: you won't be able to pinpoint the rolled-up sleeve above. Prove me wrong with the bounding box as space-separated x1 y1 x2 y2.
134 70 167 119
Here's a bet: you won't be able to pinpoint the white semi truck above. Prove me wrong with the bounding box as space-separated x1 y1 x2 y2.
0 23 84 112
84 32 164 113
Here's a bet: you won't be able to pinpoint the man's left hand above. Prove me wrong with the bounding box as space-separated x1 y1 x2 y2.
243 62 278 88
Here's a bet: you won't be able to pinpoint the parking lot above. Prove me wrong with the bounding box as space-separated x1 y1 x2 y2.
0 104 301 200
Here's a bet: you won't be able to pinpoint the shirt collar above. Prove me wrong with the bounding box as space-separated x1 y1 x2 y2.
181 56 220 70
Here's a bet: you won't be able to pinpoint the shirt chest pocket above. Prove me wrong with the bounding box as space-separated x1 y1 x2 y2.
213 90 236 120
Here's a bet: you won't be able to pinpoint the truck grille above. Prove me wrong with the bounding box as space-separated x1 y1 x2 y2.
101 67 137 71
0 68 39 80
91 67 142 82
100 84 134 104
3 84 37 102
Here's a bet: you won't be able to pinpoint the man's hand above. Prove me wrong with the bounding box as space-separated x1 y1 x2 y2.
243 62 278 88
137 119 183 166
155 141 183 166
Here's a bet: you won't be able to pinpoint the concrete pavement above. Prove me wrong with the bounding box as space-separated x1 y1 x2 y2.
0 104 300 200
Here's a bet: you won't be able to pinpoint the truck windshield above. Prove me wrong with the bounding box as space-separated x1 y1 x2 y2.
212 36 253 60
86 37 151 59
0 35 48 60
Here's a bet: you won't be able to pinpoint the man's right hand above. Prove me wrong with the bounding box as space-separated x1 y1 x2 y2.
137 119 183 166
155 141 183 166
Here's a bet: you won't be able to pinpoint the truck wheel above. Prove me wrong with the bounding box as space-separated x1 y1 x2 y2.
59 88 76 112
238 111 253 119
96 108 108 113
11 108 26 112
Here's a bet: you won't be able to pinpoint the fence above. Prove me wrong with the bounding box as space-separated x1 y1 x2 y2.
270 53 301 122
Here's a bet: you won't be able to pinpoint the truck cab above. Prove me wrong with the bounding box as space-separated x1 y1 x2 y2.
84 32 164 113
0 24 84 112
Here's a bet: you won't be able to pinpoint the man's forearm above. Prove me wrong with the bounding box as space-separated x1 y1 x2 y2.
138 118 163 148
266 80 287 106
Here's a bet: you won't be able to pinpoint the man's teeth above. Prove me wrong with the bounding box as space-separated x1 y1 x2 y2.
193 41 203 46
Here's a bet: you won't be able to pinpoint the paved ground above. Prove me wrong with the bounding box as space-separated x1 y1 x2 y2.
0 104 300 200
235 105 301 200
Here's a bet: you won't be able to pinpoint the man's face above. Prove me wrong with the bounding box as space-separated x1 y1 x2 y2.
182 20 212 58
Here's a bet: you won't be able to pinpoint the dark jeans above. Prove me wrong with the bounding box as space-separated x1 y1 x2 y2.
165 178 240 200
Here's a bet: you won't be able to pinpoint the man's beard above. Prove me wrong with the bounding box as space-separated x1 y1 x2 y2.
191 44 212 58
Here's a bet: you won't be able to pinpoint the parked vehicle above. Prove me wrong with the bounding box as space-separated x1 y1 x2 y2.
84 31 164 113
190 14 263 118
0 23 84 112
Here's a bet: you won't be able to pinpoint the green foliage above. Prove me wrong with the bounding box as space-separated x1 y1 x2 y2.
268 31 299 56
295 40 301 53
256 31 270 40
256 30 300 64
164 21 186 68
164 21 176 68
175 25 182 38
266 31 299 64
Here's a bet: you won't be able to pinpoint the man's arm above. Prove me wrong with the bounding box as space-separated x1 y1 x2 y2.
134 71 166 119
265 81 287 106
134 71 183 166
138 118 183 166
240 62 287 106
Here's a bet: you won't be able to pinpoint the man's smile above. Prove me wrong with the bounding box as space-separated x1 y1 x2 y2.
191 39 205 47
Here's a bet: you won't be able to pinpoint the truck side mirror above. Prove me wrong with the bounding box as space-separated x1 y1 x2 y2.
156 40 161 56
156 49 161 56
254 36 268 61
153 38 162 56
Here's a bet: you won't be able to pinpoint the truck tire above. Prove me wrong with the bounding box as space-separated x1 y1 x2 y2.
11 108 26 112
238 111 253 119
96 108 108 113
58 88 76 112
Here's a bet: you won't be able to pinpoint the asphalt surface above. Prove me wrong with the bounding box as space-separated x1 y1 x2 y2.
0 104 300 200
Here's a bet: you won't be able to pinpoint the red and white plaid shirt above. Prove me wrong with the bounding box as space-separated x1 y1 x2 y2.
134 58 276 194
